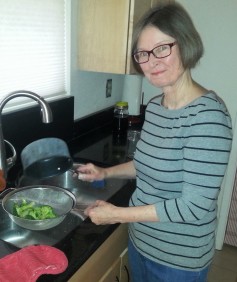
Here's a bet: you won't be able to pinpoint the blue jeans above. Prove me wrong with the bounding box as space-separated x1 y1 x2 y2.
128 240 210 282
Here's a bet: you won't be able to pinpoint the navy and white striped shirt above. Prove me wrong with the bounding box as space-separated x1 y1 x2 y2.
129 92 232 270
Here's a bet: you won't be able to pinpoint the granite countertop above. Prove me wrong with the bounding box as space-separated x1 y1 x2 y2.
3 129 136 281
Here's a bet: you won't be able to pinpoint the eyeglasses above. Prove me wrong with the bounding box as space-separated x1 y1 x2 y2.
133 42 177 64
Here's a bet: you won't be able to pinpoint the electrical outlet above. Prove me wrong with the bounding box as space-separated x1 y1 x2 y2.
106 79 112 98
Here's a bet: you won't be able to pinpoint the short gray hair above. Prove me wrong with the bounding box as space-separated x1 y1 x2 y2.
132 2 204 73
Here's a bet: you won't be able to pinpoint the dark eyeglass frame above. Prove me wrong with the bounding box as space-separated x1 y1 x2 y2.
133 42 177 64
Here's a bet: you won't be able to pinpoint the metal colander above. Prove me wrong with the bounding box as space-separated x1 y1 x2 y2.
2 185 76 230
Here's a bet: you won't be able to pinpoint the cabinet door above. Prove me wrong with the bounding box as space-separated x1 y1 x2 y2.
77 0 174 74
78 0 130 74
120 248 130 282
99 258 121 282
68 224 128 282
126 0 152 74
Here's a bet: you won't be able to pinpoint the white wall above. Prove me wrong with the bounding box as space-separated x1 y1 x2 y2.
71 70 124 119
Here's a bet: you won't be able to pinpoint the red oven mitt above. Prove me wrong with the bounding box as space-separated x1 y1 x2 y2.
0 245 68 282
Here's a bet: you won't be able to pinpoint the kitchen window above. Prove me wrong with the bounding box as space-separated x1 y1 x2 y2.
0 0 68 112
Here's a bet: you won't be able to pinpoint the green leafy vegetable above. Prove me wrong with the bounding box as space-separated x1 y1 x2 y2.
13 199 57 220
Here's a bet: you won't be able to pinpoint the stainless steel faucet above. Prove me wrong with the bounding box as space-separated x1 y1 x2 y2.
0 90 53 178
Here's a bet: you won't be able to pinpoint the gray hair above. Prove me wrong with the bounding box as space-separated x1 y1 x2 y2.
132 2 204 73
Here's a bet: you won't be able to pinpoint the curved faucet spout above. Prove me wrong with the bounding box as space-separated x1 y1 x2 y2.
0 90 53 179
0 90 53 123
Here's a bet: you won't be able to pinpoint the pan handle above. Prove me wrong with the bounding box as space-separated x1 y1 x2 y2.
70 203 87 221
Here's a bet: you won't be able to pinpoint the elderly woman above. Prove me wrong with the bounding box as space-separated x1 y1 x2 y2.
76 2 232 281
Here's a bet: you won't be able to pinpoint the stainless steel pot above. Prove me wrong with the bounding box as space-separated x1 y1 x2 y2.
20 138 73 179
1 185 84 230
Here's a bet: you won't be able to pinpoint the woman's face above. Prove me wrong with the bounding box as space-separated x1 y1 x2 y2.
137 26 185 89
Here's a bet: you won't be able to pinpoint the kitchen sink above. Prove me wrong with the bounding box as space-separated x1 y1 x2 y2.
0 162 128 248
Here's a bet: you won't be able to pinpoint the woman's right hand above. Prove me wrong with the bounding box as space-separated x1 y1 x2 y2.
74 163 106 182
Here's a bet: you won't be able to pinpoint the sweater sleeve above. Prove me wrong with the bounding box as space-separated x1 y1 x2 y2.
155 105 232 223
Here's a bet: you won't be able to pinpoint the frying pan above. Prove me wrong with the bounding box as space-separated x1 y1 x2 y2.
1 185 85 230
21 138 73 179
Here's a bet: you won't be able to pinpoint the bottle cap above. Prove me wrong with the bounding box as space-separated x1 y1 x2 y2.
115 101 128 109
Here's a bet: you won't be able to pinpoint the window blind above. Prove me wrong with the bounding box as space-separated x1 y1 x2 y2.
0 0 66 111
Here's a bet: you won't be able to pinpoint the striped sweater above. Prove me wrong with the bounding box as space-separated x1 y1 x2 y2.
129 92 232 271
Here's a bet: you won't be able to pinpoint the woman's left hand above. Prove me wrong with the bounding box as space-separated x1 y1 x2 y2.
84 201 159 225
84 200 119 225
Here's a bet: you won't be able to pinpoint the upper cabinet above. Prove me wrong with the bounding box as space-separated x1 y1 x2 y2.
77 0 173 74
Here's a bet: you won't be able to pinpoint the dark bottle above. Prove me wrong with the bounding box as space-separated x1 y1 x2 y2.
112 101 129 138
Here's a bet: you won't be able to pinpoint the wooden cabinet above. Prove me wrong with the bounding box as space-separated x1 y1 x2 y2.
99 248 130 282
68 224 130 282
119 248 130 282
99 258 121 282
77 0 173 74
